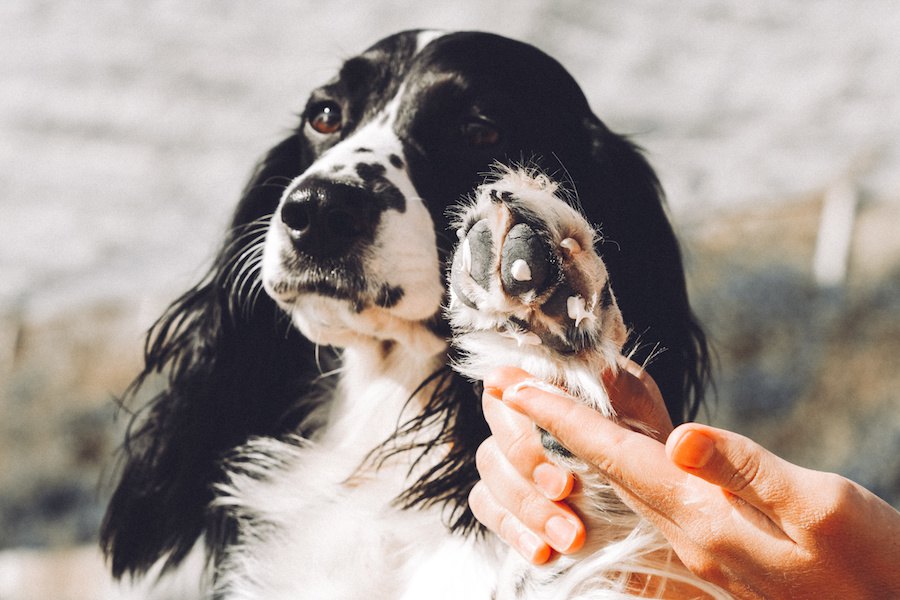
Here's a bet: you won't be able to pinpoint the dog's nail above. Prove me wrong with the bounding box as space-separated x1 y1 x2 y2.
510 259 532 282
461 238 472 273
456 227 465 240
561 238 581 254
567 295 595 328
500 327 542 347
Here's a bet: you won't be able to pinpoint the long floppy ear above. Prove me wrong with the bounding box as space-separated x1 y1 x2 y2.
100 131 332 577
577 117 710 424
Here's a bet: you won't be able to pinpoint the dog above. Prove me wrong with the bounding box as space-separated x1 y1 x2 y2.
101 30 717 598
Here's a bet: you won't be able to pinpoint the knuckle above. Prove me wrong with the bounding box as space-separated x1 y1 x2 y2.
581 426 625 478
726 450 762 494
804 474 857 534
679 546 728 584
514 485 548 521
505 426 542 467
467 482 492 525
474 437 499 475
494 504 521 545
467 480 487 509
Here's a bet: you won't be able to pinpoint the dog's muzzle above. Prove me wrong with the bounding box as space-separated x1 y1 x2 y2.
280 179 379 259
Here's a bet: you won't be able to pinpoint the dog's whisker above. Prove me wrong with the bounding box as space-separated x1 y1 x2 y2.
220 217 272 259
245 278 266 319
236 260 264 318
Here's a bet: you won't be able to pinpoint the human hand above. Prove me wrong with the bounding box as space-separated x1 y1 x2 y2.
468 358 674 564
472 364 900 599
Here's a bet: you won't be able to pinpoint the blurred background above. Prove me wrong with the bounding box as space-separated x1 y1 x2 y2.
1 0 898 561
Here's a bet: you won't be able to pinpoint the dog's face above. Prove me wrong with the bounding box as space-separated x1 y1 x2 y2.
262 30 600 350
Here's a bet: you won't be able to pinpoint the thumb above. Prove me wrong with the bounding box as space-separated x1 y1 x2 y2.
665 423 799 520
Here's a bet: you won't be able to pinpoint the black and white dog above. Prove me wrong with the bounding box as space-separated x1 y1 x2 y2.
102 30 721 598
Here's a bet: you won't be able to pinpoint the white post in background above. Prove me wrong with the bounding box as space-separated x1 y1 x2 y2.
812 179 858 289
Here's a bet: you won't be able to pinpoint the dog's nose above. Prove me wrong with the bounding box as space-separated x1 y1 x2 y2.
280 181 377 258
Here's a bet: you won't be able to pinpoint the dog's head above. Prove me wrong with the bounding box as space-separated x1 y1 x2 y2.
102 30 708 578
260 31 619 352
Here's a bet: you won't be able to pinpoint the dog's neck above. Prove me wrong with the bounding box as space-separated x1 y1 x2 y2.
317 338 447 462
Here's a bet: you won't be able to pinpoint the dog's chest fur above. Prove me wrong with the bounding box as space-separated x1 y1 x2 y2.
213 343 503 599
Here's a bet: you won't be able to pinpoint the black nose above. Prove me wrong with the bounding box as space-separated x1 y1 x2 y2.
280 181 378 258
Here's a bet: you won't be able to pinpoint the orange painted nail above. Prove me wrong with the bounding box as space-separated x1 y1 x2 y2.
671 429 716 469
518 531 551 564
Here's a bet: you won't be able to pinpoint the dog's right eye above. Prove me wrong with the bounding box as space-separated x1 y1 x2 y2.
308 102 343 135
461 119 501 148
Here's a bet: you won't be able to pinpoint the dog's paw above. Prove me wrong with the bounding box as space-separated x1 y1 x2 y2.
447 166 627 412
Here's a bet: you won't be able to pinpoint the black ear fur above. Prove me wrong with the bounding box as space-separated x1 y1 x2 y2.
100 131 334 577
578 117 710 424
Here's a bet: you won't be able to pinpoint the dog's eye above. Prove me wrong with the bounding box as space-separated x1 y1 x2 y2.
308 102 343 135
462 120 500 148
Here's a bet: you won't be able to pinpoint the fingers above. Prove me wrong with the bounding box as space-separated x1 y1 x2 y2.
500 381 696 524
468 481 552 564
472 434 586 558
483 368 574 500
666 423 802 528
478 368 585 560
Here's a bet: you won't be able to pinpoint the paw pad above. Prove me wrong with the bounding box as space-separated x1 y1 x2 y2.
500 223 552 297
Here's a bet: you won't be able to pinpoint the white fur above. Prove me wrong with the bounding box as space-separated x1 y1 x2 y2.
213 342 503 599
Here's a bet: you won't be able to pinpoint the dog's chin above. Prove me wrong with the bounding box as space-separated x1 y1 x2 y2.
272 291 447 357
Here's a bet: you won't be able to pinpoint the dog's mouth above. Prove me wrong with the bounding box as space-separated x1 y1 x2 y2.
261 233 447 354
263 251 404 313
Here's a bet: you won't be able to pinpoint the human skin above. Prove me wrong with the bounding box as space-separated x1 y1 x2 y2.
469 361 900 599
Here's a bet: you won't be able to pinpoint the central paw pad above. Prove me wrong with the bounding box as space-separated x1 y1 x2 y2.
499 222 552 296
448 167 627 367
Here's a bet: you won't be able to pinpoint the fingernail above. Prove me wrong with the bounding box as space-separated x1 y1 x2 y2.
545 516 578 551
517 530 549 564
532 463 572 500
671 429 716 469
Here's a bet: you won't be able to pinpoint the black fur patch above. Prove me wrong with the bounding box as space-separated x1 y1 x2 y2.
356 162 387 180
355 162 406 213
376 284 405 308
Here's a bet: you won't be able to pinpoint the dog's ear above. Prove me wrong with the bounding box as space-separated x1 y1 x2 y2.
100 130 332 577
574 117 710 424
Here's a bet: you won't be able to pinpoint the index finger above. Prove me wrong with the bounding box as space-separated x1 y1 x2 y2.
501 382 701 529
